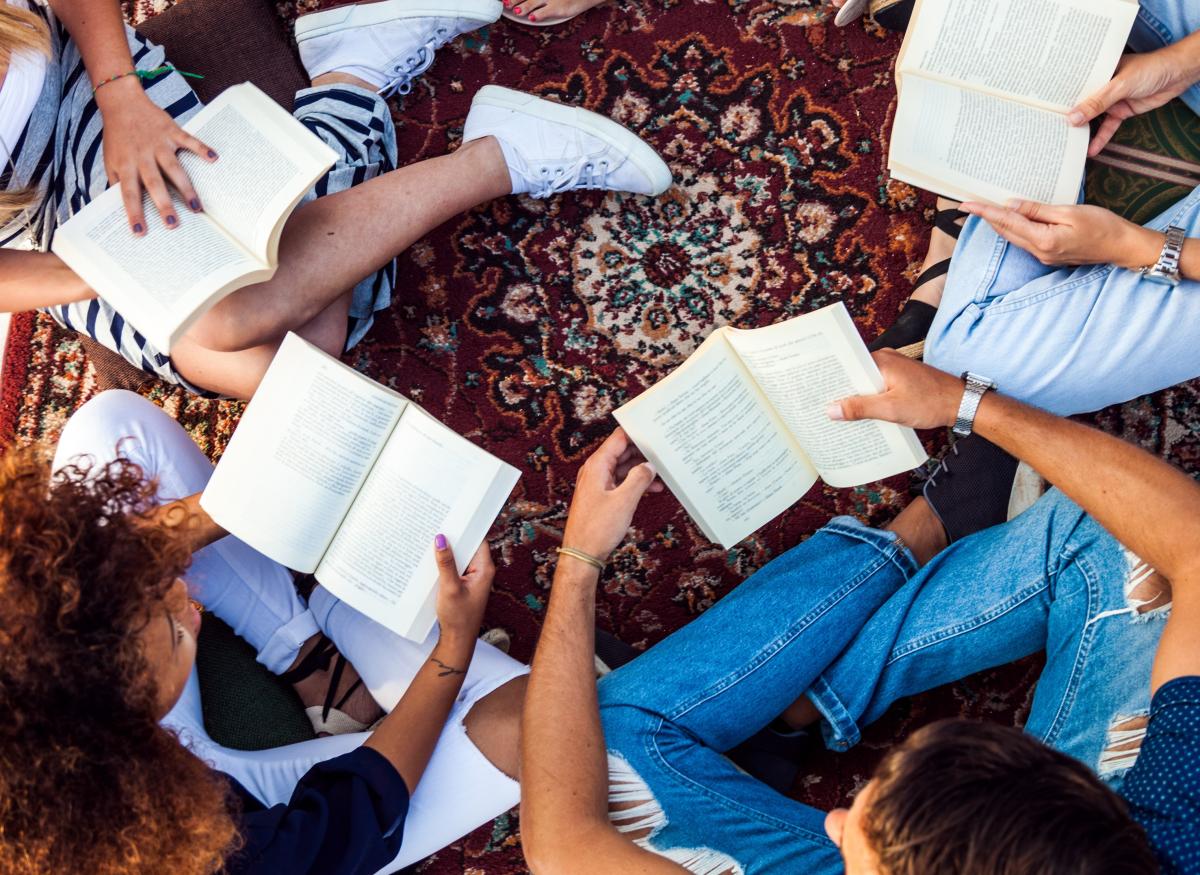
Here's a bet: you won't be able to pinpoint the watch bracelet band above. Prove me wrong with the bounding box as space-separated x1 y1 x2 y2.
1140 225 1186 277
953 373 994 437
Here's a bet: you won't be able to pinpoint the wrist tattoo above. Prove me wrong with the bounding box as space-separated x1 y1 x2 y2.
430 657 467 678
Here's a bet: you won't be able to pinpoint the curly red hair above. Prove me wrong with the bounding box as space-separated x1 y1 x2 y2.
0 448 239 875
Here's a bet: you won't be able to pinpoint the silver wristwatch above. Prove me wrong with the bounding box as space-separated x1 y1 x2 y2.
953 372 996 437
1138 225 1186 286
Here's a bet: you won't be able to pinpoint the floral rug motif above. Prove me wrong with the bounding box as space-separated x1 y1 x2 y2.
8 3 1200 873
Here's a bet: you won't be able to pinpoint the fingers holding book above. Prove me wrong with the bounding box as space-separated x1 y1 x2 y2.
828 351 963 431
434 537 495 646
561 429 662 563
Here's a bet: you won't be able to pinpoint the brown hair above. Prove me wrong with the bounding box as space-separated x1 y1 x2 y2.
0 448 240 875
863 719 1158 875
0 4 50 228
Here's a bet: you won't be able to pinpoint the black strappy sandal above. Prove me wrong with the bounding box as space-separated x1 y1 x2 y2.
870 0 915 31
869 207 966 360
279 634 381 736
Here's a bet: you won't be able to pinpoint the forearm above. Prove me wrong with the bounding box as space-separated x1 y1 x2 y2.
521 560 610 857
364 634 471 794
1167 30 1200 88
47 0 132 85
1124 226 1200 280
0 251 95 310
47 0 149 121
974 392 1200 582
149 492 226 553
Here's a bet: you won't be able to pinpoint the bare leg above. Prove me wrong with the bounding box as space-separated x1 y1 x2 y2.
172 290 351 398
779 497 948 731
185 135 510 353
462 674 527 780
909 196 964 308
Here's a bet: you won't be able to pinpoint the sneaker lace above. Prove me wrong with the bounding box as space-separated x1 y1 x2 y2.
383 25 449 97
921 440 959 490
530 158 612 199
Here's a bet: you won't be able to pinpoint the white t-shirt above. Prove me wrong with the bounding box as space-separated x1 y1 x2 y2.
0 0 48 172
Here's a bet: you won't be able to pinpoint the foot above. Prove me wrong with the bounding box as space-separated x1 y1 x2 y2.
502 0 604 25
462 85 672 198
295 0 503 97
286 635 384 735
920 434 1020 544
910 196 965 308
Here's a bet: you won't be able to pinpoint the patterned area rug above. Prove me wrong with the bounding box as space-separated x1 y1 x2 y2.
5 3 1200 872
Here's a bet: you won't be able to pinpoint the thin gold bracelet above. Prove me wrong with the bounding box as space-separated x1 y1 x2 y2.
556 546 605 572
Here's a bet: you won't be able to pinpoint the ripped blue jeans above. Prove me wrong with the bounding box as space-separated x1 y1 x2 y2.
597 490 1168 874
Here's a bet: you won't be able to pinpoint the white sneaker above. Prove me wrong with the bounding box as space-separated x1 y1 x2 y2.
295 0 503 97
462 85 673 198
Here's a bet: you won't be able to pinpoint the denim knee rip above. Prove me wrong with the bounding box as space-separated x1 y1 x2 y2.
607 753 744 875
1091 551 1170 779
1086 550 1172 628
1099 712 1150 779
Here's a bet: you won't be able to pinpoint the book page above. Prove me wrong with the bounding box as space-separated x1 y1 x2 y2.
726 303 927 488
898 0 1137 113
50 187 268 352
177 83 336 264
614 330 818 549
316 407 519 642
889 75 1088 204
200 333 406 572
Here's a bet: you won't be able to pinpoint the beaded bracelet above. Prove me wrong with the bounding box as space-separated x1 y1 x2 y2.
93 65 204 95
556 546 606 572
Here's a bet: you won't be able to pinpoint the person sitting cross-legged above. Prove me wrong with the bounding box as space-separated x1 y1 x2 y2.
520 350 1200 875
0 0 671 399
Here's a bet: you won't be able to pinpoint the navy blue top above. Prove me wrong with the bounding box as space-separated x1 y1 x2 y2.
223 746 410 874
1121 676 1200 875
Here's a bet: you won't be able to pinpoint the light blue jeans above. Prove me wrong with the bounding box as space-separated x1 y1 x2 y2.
598 490 1167 874
924 0 1200 415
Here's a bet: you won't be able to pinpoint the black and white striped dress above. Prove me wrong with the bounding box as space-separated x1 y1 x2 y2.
1 5 398 393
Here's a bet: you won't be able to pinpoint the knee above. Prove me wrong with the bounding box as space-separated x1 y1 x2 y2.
54 390 166 471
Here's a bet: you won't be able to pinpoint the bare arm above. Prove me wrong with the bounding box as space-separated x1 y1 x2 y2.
0 250 95 311
46 0 213 231
363 540 492 793
520 430 680 875
834 352 1200 693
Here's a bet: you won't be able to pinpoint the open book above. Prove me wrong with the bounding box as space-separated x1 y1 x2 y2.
51 83 337 353
889 0 1138 205
200 334 520 642
613 303 927 548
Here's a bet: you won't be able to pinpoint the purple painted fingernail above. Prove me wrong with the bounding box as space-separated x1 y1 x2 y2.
166 215 177 226
207 149 218 159
133 223 144 234
435 533 448 550
189 198 201 211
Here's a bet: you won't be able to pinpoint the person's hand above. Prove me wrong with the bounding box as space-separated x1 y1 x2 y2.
960 200 1163 270
95 80 217 235
828 350 963 430
561 428 663 562
1069 45 1200 156
433 539 494 646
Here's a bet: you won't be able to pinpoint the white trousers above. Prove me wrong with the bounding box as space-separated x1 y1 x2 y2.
53 390 527 873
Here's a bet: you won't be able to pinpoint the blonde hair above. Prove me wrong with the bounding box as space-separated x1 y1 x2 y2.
0 4 50 229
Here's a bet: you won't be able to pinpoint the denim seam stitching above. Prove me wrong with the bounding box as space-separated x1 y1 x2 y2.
667 549 907 721
980 265 1113 316
1032 548 1100 748
882 580 1047 664
640 714 835 845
